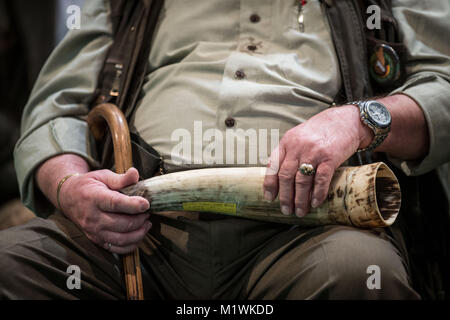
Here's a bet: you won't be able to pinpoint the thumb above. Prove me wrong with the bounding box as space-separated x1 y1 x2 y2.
97 167 140 190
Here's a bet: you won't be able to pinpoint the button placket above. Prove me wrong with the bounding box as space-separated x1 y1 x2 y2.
249 13 260 23
224 117 236 128
235 69 246 79
237 0 271 55
238 37 264 54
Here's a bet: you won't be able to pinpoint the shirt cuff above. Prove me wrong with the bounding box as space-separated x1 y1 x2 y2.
13 117 99 217
388 72 450 176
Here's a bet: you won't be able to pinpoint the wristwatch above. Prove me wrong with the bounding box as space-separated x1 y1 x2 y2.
349 100 391 152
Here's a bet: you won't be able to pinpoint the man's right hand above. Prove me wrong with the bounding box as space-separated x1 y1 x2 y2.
36 154 150 254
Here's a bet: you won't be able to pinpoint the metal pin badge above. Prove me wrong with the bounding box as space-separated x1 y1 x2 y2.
369 43 400 86
298 0 307 32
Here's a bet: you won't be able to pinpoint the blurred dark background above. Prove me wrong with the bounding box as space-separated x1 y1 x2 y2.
0 0 83 229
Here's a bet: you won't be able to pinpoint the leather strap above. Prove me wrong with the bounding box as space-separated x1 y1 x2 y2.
90 0 164 170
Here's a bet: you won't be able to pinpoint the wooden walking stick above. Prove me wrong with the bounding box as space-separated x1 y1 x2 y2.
88 103 144 300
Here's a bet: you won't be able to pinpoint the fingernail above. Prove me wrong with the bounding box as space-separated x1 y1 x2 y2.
140 202 149 211
311 198 320 208
281 206 292 215
296 208 305 217
146 221 152 231
264 191 273 202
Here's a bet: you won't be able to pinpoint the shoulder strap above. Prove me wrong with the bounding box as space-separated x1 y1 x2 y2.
92 0 164 113
90 0 164 170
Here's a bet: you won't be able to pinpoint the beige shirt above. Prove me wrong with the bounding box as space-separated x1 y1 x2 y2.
14 0 450 215
133 0 339 166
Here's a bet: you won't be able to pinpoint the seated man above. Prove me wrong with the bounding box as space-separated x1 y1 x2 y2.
0 0 449 299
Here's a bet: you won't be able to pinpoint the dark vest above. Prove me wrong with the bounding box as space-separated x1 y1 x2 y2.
90 0 449 299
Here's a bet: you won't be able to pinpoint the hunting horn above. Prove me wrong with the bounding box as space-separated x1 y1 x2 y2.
122 162 401 228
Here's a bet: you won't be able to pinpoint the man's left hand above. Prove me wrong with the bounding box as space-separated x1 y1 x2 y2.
263 105 373 217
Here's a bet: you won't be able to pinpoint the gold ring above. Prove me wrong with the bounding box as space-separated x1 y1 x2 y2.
299 163 316 176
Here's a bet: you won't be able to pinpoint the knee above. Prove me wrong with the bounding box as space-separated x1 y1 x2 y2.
321 226 419 299
0 224 50 299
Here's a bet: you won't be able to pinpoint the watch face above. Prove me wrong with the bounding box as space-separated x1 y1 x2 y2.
366 101 391 127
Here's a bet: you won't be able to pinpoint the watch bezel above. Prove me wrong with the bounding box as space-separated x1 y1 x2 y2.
362 101 392 129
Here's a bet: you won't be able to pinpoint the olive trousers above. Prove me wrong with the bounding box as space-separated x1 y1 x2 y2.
0 211 419 299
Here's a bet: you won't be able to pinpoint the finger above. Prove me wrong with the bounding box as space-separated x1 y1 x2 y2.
102 220 151 249
96 189 149 214
100 211 150 233
294 168 315 217
263 145 285 202
277 158 298 215
311 162 335 208
96 167 140 190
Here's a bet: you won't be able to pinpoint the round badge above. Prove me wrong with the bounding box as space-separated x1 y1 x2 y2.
369 44 400 86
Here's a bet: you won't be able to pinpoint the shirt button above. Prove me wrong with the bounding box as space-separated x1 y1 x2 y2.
235 70 246 79
225 117 235 128
250 14 260 23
